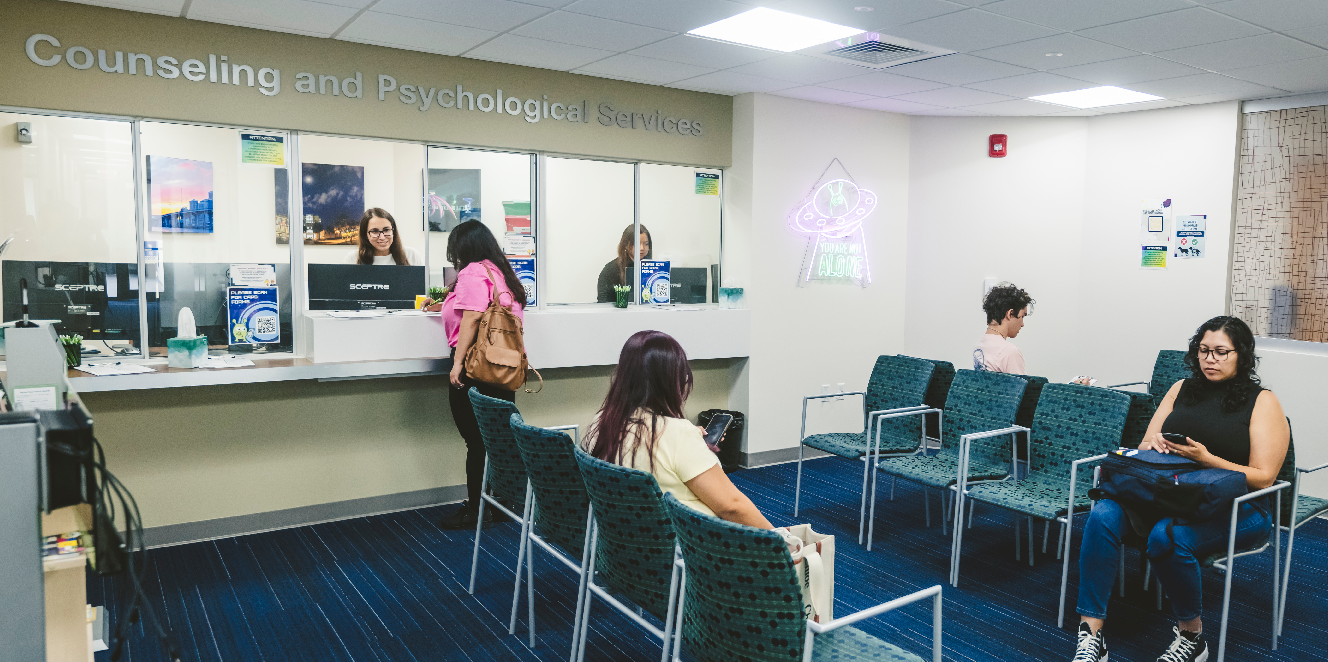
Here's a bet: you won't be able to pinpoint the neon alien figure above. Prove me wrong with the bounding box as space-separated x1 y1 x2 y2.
788 178 877 285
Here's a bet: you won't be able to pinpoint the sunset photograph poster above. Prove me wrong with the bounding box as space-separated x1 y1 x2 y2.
148 156 214 234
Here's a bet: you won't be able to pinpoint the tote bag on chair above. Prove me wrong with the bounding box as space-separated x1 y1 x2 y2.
776 524 835 623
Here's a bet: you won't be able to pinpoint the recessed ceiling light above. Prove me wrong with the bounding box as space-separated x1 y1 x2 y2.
1045 53 1063 57
688 8 864 52
855 6 874 10
1030 85 1163 109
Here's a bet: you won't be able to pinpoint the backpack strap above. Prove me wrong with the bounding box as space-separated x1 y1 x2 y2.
481 262 515 309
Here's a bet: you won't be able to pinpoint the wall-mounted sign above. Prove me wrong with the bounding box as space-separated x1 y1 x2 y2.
227 286 280 345
240 133 284 165
1140 198 1173 270
695 172 719 195
1174 214 1206 259
789 160 876 287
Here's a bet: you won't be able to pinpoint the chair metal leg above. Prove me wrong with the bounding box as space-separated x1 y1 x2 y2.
940 489 948 536
890 475 897 501
1028 517 1036 567
923 487 931 528
1056 522 1065 561
1042 521 1051 554
526 525 536 647
509 487 535 635
659 549 682 662
671 563 687 662
468 457 492 594
1272 491 1282 651
1056 509 1077 629
576 526 599 662
1278 523 1297 638
1014 516 1021 562
968 500 976 528
569 509 594 662
867 455 881 551
858 454 871 545
794 444 805 516
950 489 967 587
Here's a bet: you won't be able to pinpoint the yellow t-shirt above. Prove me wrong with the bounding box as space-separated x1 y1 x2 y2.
595 411 721 517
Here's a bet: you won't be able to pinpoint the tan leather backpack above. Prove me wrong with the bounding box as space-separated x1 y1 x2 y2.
463 264 542 393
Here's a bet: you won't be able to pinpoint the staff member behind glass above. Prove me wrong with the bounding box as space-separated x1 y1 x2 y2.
343 208 421 265
435 220 528 530
596 224 652 303
1071 316 1288 662
585 330 771 529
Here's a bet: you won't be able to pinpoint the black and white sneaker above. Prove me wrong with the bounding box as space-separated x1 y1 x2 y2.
1074 622 1108 662
1157 627 1208 662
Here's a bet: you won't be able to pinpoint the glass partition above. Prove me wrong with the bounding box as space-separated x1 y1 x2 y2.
639 164 722 304
425 147 534 297
544 157 635 305
0 112 138 356
137 121 293 354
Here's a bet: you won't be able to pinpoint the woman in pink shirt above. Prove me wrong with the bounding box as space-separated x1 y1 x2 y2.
430 220 527 530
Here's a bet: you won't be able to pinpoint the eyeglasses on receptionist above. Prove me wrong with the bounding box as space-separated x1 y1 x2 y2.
368 228 394 237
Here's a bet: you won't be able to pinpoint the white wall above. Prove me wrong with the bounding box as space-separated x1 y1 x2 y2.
728 94 911 455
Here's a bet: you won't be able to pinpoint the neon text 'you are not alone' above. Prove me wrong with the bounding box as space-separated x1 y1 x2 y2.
789 168 876 286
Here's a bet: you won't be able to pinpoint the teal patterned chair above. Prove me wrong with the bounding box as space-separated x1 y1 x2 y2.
794 355 936 547
663 493 943 662
508 414 587 650
467 390 530 609
1107 349 1189 448
1013 375 1048 466
950 384 1129 599
874 370 1028 547
1276 431 1328 639
571 446 683 662
900 355 955 443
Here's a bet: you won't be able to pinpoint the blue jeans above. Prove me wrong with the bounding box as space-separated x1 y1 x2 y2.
1076 498 1271 621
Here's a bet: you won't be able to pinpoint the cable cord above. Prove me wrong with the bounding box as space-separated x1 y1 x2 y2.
47 437 184 661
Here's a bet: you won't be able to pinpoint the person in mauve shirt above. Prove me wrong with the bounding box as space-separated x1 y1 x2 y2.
974 283 1033 374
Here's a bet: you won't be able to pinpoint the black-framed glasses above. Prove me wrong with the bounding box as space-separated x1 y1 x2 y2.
367 228 393 237
1198 347 1234 360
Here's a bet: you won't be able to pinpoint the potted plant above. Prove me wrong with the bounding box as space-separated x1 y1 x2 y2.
613 285 631 309
58 334 83 367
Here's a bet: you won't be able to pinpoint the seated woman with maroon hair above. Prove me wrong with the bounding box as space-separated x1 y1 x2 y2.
585 330 771 529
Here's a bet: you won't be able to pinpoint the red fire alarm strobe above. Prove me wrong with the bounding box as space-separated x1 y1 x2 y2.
989 134 1007 158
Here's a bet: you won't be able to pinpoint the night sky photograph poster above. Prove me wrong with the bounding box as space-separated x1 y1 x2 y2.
301 163 365 245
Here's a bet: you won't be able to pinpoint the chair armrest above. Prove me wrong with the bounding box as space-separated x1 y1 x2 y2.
1105 381 1148 389
961 425 1029 442
808 584 942 634
1234 480 1290 505
802 391 866 404
955 426 1028 491
1300 462 1328 474
544 424 580 446
872 407 939 422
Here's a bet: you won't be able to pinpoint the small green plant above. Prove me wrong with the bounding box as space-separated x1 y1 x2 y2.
58 334 83 367
428 286 448 301
613 285 631 309
58 334 83 347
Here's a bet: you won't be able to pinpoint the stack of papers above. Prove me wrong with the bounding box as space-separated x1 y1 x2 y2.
76 362 157 376
325 310 385 319
197 356 256 369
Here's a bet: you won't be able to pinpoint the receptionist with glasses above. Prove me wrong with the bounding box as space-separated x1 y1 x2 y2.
344 208 420 265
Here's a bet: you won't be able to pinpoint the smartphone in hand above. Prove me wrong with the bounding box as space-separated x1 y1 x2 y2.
1161 432 1189 445
703 414 733 453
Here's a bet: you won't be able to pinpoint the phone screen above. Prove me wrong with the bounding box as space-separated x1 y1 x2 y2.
704 414 733 448
1161 433 1188 445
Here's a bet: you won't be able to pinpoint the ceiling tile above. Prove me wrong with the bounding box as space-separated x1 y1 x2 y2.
1279 25 1328 51
959 98 1067 115
464 34 616 71
62 0 186 16
515 0 577 7
1093 99 1189 114
883 9 1059 52
981 0 1191 32
765 0 967 32
1076 7 1267 53
964 71 1094 97
1154 33 1327 72
971 34 1137 70
1129 73 1285 99
821 71 948 96
1048 55 1206 86
1174 91 1264 105
188 0 359 36
511 11 673 51
892 86 1014 107
372 0 550 33
573 54 714 85
561 0 749 33
846 97 949 114
1205 0 1328 32
773 86 878 105
669 71 794 94
882 54 1034 85
1223 56 1328 94
946 0 1001 6
921 108 995 115
1040 109 1103 116
725 54 869 85
338 12 497 56
628 35 778 69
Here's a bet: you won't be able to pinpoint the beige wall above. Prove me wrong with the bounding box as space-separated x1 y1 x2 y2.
0 0 732 167
79 359 739 530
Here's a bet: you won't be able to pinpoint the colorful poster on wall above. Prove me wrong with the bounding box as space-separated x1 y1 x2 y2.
789 159 877 287
509 257 536 306
148 156 214 233
695 172 719 195
302 163 365 245
274 168 290 244
227 286 280 345
240 133 284 166
640 260 671 304
503 200 531 234
1174 215 1206 259
1140 198 1173 270
427 169 481 232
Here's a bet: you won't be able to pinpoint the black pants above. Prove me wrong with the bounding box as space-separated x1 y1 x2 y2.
448 352 516 508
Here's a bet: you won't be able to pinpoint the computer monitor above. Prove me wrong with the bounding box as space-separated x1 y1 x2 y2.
670 267 709 304
2 261 141 340
307 264 425 310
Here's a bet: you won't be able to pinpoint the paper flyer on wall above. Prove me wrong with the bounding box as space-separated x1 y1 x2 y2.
1140 198 1173 270
227 287 280 345
240 134 285 166
229 263 277 287
1173 215 1206 259
503 233 535 256
508 257 536 306
640 260 671 304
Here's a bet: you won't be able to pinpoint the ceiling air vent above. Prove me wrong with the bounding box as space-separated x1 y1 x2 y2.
801 33 954 70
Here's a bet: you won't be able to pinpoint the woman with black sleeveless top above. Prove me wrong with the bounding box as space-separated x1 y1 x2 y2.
1071 316 1289 662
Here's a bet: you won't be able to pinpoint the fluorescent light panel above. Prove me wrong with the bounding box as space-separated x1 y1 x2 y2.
1031 86 1163 109
688 8 863 53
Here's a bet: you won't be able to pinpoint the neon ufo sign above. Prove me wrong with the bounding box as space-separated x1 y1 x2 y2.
789 172 876 286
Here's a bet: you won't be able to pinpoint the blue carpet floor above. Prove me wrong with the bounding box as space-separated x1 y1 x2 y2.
92 457 1328 662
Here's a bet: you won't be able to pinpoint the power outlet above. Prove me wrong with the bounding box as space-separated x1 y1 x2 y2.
16 122 32 144
836 383 845 401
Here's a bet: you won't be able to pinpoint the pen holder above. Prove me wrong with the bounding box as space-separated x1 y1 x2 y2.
64 344 81 368
167 336 208 368
613 285 630 309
